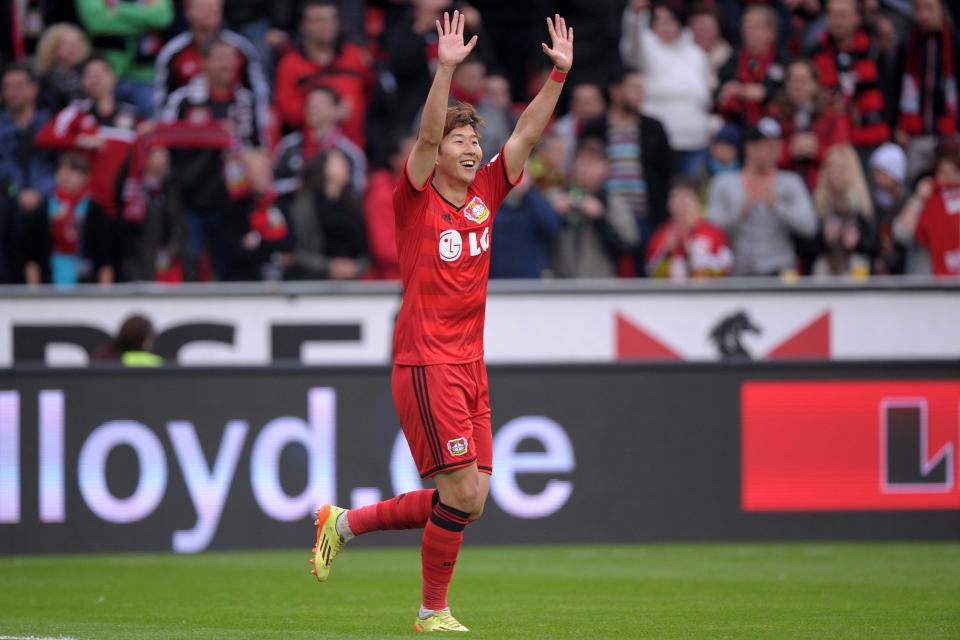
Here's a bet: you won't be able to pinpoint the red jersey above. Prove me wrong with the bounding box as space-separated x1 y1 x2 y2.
392 151 520 365
916 182 960 277
35 99 139 218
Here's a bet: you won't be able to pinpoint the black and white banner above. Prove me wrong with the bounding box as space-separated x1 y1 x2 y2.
1 281 959 366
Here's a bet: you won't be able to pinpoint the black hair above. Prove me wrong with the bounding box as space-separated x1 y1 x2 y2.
81 53 113 74
306 85 341 105
669 174 701 195
57 151 91 174
200 37 234 58
300 0 337 21
2 62 36 83
607 64 642 88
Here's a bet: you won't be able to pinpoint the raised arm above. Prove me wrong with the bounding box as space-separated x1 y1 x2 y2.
406 11 478 189
503 15 574 183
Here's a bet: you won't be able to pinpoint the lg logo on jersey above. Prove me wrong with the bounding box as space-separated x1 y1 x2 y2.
439 228 490 262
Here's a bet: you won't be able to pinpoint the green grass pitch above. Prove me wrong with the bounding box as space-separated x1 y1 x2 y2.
1 543 958 639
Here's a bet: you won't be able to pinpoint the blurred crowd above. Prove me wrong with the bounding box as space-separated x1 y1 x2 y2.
0 0 959 286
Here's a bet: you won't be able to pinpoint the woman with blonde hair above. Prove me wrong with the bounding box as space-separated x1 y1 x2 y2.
810 144 877 276
34 23 89 112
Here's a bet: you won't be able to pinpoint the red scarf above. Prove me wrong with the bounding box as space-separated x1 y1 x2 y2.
735 46 777 125
48 189 90 255
898 24 957 136
248 190 289 242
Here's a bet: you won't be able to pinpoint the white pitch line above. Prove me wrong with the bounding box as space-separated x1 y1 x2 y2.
0 636 79 640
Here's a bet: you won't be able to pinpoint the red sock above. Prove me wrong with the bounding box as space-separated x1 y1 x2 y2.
421 501 470 611
346 489 437 536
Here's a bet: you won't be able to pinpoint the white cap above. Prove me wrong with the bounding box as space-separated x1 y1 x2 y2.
869 142 907 184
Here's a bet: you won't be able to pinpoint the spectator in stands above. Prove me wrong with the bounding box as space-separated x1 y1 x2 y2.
273 0 373 147
689 2 733 85
386 0 484 133
580 69 673 258
119 146 183 282
707 117 817 276
551 81 606 172
153 0 268 118
768 59 850 190
91 313 163 366
646 175 733 279
160 38 266 281
222 0 297 82
893 146 960 277
490 166 563 279
363 133 414 281
809 144 877 276
224 149 293 281
289 147 368 280
717 5 788 129
868 142 908 274
33 23 89 113
35 54 139 220
707 122 742 177
0 64 55 283
550 139 640 278
476 73 514 161
76 0 174 118
811 0 890 159
21 152 115 286
0 64 55 210
893 0 960 183
274 86 367 202
621 0 712 178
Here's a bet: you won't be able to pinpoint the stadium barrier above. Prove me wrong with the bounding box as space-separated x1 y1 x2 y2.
1 278 960 366
1 361 958 554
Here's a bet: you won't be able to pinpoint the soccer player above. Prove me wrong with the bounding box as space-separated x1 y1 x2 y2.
311 10 573 632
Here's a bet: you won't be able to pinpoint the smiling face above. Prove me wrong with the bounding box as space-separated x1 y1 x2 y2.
437 124 482 184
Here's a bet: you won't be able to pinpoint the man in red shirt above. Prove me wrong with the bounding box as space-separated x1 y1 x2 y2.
310 11 574 632
273 0 373 147
894 147 960 277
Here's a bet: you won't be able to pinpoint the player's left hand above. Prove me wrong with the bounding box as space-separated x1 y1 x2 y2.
542 14 573 72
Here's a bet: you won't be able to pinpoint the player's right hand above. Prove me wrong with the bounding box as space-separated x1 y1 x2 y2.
436 10 478 68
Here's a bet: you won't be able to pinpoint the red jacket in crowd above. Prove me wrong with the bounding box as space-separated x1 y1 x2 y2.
768 100 850 190
362 168 400 280
645 218 733 278
34 99 139 218
916 181 960 277
811 30 890 148
273 41 373 148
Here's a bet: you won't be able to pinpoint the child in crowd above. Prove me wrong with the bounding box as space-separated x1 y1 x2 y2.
646 175 732 279
22 152 115 286
707 123 742 178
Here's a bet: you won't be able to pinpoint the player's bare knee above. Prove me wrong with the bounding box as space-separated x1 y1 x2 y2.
441 479 482 514
468 502 484 522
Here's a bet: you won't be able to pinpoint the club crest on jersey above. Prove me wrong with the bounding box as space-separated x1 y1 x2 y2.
447 437 469 457
463 196 490 224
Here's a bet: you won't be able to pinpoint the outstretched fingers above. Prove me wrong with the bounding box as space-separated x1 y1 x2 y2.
546 15 557 42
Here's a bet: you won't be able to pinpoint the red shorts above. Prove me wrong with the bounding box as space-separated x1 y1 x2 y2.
392 360 493 479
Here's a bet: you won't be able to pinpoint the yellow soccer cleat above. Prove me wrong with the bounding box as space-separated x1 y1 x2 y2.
413 609 469 633
310 504 346 582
